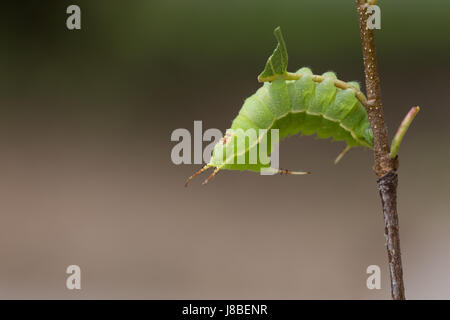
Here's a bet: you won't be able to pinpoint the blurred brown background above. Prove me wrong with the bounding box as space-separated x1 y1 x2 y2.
0 0 449 299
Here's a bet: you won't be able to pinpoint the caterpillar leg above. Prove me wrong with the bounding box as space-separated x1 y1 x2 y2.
185 165 210 187
334 145 352 164
278 169 311 175
261 167 310 175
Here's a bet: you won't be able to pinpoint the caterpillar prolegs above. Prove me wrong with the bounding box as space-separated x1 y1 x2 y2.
185 27 373 186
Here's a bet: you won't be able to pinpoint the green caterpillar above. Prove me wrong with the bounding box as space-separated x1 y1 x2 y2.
186 27 373 186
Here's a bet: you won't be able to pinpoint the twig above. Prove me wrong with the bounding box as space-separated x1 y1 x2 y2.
356 0 405 300
378 171 405 299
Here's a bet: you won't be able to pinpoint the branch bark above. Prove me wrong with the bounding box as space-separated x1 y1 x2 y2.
355 0 405 300
378 171 405 299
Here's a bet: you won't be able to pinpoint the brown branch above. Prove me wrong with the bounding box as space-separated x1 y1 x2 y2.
378 172 405 299
356 0 405 300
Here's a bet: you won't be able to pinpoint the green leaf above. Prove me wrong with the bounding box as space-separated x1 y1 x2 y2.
257 27 288 82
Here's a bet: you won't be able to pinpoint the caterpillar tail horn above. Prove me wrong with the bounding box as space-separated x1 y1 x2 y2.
185 165 211 187
202 167 220 185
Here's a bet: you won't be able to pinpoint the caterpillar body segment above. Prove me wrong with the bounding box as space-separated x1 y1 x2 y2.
185 68 373 186
185 27 373 186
